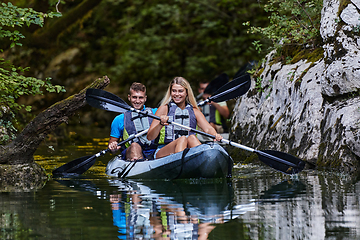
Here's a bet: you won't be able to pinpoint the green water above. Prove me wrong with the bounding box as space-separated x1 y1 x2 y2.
1 136 360 239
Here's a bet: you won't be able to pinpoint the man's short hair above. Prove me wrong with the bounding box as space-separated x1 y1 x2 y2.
129 82 146 94
199 80 210 84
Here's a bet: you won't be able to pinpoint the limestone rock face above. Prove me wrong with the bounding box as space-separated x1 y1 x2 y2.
232 0 360 173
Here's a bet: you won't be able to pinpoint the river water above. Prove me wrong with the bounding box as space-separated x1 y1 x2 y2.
2 133 360 240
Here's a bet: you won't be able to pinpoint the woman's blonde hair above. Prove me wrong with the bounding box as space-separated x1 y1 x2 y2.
160 77 199 110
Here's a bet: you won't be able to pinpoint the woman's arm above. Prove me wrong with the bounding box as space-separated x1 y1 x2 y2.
194 108 222 141
147 105 168 141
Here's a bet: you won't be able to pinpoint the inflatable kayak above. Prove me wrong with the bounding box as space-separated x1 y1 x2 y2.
105 143 233 179
197 132 229 144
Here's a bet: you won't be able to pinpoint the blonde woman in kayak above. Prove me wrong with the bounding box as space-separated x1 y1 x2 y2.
147 76 222 159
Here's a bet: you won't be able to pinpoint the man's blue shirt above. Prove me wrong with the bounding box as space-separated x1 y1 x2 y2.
110 106 157 139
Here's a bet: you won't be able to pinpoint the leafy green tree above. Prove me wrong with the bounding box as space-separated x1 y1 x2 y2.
243 0 323 59
0 2 64 144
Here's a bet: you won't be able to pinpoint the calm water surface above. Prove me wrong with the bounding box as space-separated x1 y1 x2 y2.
2 135 360 239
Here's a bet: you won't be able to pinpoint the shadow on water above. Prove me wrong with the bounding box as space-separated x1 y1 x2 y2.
258 180 307 203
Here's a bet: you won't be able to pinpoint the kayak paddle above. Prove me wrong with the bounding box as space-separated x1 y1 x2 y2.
52 129 149 176
86 89 306 175
233 61 258 79
196 73 229 100
197 74 251 107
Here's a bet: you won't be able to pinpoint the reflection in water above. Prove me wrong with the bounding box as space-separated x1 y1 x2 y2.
27 131 360 239
58 178 255 239
259 180 307 202
3 158 360 239
54 178 308 239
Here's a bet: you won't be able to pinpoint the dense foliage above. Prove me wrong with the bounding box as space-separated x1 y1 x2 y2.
244 0 323 55
56 0 269 104
96 0 267 83
0 2 64 144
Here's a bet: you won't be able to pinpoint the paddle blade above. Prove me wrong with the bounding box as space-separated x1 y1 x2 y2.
52 155 97 177
233 61 258 79
255 150 305 174
204 73 229 95
86 88 129 113
209 74 251 103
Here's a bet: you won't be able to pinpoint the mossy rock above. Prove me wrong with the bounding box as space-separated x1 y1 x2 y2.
0 163 48 191
291 47 324 64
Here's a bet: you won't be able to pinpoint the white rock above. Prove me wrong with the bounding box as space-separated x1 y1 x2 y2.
351 0 360 10
320 0 339 38
340 3 360 27
232 0 360 173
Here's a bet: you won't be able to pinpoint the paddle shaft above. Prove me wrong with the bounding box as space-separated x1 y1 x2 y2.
221 140 298 168
53 129 149 175
86 90 304 173
170 122 298 168
197 75 249 107
117 105 298 168
97 128 149 157
90 94 254 151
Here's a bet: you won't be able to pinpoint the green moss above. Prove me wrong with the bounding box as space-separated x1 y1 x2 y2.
253 67 265 78
268 43 324 67
243 153 259 163
307 48 324 62
291 47 324 64
290 50 305 64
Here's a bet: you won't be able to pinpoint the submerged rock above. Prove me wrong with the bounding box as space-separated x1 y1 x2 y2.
232 0 360 174
0 163 48 192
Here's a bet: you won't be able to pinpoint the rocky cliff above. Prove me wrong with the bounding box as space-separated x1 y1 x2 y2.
232 0 360 174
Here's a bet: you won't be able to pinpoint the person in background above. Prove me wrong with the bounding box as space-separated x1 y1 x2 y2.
108 82 158 161
198 81 230 133
147 77 222 159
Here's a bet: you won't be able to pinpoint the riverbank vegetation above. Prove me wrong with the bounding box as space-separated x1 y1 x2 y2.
0 2 64 144
1 0 323 144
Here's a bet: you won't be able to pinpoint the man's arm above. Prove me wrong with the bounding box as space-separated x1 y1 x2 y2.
108 114 124 152
211 102 230 119
108 136 121 153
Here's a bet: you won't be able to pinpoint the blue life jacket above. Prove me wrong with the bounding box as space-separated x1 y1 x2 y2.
123 108 159 149
164 102 197 144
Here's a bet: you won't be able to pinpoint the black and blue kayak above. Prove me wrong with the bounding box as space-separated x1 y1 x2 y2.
105 143 233 179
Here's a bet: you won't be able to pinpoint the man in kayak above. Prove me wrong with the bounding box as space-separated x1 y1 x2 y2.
108 82 159 160
147 77 222 159
198 81 230 133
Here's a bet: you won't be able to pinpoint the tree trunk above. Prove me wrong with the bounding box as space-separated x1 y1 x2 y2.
0 75 110 164
0 75 109 191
